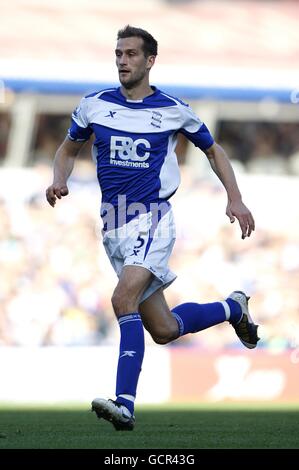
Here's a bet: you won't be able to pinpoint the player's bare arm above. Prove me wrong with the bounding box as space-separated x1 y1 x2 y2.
46 137 85 207
204 142 255 239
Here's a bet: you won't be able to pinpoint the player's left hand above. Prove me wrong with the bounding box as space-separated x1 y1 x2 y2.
226 200 255 239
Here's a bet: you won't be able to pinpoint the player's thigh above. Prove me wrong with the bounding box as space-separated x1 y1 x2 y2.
113 265 153 304
139 288 178 338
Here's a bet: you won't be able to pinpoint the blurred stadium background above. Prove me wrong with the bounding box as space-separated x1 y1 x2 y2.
1 0 299 407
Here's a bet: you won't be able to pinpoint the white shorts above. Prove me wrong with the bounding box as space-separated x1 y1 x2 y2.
102 207 177 302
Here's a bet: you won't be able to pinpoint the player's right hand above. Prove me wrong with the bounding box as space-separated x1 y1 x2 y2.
46 183 69 207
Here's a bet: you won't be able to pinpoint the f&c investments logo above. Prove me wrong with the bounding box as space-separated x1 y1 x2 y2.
110 136 151 168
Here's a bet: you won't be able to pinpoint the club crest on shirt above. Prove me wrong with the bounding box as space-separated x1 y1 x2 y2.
151 111 162 128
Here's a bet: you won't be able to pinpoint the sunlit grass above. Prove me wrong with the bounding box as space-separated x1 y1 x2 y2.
0 402 298 449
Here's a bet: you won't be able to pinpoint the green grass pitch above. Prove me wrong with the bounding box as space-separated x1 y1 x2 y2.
0 403 299 449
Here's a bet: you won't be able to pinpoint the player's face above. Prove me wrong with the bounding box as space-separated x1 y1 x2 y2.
115 37 155 89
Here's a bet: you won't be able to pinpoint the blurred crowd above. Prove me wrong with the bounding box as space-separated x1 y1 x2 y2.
218 121 299 176
1 161 299 351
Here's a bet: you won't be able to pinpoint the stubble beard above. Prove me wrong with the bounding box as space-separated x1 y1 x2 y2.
119 70 147 90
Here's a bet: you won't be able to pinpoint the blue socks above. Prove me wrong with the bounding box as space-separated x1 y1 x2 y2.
172 298 242 336
115 313 144 414
226 298 243 324
114 300 242 413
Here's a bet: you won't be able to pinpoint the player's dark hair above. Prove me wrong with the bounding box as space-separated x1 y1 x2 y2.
117 25 158 57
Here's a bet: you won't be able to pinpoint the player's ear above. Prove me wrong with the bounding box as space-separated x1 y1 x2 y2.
146 55 156 70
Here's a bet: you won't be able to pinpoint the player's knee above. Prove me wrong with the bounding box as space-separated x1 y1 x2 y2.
152 326 179 345
111 290 136 316
111 291 124 315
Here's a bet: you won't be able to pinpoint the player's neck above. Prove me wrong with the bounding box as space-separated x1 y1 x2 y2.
120 83 154 101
